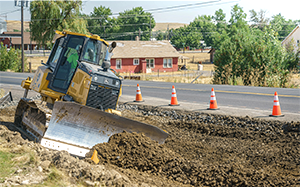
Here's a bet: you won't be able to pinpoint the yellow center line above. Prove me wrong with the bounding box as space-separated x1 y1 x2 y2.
123 84 300 98
214 90 300 98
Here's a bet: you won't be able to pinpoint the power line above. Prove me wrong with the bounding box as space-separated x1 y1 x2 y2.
0 9 21 15
132 0 221 14
147 0 238 14
30 0 223 22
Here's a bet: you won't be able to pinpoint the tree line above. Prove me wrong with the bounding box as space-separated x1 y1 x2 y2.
1 1 299 88
28 1 299 51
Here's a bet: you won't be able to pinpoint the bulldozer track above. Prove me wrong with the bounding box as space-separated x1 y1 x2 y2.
14 98 52 142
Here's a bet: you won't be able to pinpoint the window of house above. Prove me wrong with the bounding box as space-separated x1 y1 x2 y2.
163 58 172 68
146 59 154 68
133 59 139 65
116 59 122 69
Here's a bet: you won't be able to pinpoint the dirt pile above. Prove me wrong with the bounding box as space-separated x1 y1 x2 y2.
118 104 300 186
87 129 299 186
86 131 182 172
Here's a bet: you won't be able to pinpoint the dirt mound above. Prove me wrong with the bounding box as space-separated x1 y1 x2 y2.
0 125 26 145
86 131 182 172
87 129 299 186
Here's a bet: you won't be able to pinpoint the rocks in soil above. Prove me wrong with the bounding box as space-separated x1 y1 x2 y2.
0 125 132 186
86 131 182 173
0 102 299 186
87 129 299 186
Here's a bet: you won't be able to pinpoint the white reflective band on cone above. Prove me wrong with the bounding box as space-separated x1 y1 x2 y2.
274 95 278 100
274 101 280 106
172 89 176 93
211 96 216 100
172 94 177 97
137 91 141 94
211 91 215 96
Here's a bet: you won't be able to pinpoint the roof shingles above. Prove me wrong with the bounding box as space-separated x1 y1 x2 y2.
111 40 180 59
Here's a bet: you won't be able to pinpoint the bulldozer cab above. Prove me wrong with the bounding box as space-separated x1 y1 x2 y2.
46 32 109 94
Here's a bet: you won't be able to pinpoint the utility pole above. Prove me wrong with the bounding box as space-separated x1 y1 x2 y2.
166 24 169 40
15 0 28 72
21 5 24 72
149 15 151 41
139 28 141 39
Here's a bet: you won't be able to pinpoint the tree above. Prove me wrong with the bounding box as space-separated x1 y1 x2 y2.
189 15 216 47
30 0 87 48
211 9 227 49
249 9 270 30
156 31 166 40
270 14 296 41
213 9 226 30
211 4 298 87
169 26 203 49
229 4 248 33
283 38 299 70
112 7 155 41
84 6 118 39
213 27 297 87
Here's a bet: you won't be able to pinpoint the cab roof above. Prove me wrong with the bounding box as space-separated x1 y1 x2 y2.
55 30 109 46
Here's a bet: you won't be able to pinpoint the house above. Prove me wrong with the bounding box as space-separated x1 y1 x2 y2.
0 32 38 50
110 40 181 73
281 25 300 53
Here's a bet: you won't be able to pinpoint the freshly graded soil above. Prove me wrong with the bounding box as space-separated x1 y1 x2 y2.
1 102 299 186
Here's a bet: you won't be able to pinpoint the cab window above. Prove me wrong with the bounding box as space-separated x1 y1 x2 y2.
98 42 108 66
47 37 63 69
83 39 99 64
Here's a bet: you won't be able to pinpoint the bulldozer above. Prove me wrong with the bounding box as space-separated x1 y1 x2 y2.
14 30 168 157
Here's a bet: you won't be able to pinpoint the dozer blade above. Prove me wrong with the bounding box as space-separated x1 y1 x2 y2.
41 101 168 157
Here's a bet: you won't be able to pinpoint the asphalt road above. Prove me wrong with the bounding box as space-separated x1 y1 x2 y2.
1 71 299 122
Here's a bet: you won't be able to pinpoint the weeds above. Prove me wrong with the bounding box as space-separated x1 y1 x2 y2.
0 89 4 98
0 145 37 183
47 167 63 182
0 151 16 183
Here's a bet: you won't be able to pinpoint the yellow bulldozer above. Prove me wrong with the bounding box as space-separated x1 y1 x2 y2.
14 30 168 157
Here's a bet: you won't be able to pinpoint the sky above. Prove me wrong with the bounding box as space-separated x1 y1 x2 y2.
0 0 298 24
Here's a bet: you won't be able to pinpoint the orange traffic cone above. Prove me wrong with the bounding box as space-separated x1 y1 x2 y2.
169 85 180 106
207 88 219 110
91 150 99 164
134 84 144 102
269 92 284 117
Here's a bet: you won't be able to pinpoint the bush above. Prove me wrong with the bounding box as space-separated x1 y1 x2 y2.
212 28 299 88
0 43 26 72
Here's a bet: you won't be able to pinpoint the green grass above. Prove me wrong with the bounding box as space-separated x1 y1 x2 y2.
0 138 39 184
0 151 17 183
30 166 86 187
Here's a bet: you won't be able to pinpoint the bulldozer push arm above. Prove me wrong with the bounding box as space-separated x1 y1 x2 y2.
14 30 168 157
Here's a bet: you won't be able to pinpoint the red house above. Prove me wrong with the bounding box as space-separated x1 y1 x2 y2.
0 32 38 50
110 40 180 73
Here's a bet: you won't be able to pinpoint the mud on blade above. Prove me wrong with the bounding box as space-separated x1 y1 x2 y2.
41 101 168 157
